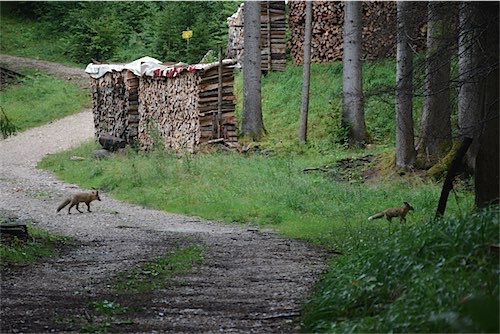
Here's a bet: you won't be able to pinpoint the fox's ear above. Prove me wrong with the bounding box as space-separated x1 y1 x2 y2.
404 201 409 205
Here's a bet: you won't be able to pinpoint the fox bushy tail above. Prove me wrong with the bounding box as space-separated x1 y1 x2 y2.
368 212 384 221
56 199 71 213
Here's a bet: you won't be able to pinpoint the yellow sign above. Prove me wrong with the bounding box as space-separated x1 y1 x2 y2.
182 30 193 40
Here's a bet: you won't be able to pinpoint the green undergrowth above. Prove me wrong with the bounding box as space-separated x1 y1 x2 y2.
0 69 90 133
39 141 474 251
235 59 421 151
302 207 499 333
0 7 80 65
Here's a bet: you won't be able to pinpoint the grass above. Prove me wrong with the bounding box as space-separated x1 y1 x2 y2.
0 69 90 133
38 141 475 251
0 7 80 66
236 59 416 151
113 245 204 293
0 224 71 267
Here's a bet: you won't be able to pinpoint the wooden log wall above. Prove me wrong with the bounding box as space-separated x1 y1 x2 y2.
91 70 139 143
198 65 237 143
261 1 287 72
226 1 286 72
288 1 426 64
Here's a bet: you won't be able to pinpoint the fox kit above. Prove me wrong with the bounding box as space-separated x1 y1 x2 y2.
56 190 101 214
368 202 414 223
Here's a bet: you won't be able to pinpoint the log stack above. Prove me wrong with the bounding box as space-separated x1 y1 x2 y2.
90 60 237 154
226 1 287 72
138 72 201 152
91 70 138 143
197 64 237 144
288 1 426 64
260 1 287 72
137 61 237 153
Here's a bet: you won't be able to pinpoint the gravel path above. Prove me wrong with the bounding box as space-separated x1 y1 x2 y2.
0 55 328 333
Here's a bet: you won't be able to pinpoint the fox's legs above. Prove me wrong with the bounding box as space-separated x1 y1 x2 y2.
86 202 92 212
75 203 83 213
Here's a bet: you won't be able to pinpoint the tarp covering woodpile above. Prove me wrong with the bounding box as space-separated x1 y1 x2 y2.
288 1 426 64
227 1 286 72
85 56 237 153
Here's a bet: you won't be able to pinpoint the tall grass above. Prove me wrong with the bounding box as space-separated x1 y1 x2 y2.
0 70 90 132
302 207 499 333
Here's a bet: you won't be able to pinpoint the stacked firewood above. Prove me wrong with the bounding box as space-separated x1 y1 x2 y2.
125 71 139 140
226 3 244 63
137 62 237 153
226 1 286 72
91 60 237 153
198 64 237 143
261 1 287 71
138 72 201 153
91 70 138 143
288 1 426 64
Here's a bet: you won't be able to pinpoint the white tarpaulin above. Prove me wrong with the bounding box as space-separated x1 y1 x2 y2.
84 56 162 79
85 56 237 79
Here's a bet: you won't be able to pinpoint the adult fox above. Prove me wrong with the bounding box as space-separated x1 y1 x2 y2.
56 190 101 214
368 202 414 223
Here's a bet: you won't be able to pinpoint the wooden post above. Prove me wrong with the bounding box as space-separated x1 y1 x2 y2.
217 46 223 139
266 1 272 72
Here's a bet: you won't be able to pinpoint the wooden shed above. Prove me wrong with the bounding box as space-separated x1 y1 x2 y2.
87 58 237 153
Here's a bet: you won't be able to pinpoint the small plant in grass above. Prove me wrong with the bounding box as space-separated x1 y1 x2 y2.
113 245 204 293
79 299 131 333
0 107 18 138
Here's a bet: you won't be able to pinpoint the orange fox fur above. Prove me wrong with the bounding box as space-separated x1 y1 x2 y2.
56 190 101 214
368 202 414 223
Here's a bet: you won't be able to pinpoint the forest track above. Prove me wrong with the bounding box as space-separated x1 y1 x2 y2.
0 55 329 333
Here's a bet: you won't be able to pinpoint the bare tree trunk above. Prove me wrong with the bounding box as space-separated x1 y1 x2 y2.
299 0 312 145
242 1 264 141
395 1 416 169
342 1 365 147
457 2 481 171
416 1 455 167
474 2 499 208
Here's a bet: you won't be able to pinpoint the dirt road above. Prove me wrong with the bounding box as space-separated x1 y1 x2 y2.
0 55 328 333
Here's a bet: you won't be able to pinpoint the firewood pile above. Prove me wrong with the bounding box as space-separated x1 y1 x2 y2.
90 59 237 154
138 72 200 152
288 1 426 64
226 1 286 72
198 64 237 144
91 70 138 143
261 1 287 71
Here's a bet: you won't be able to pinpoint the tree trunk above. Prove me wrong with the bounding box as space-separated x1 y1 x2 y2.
299 0 312 145
395 1 416 169
416 1 455 167
242 1 264 141
457 2 481 171
342 1 365 147
474 2 499 208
